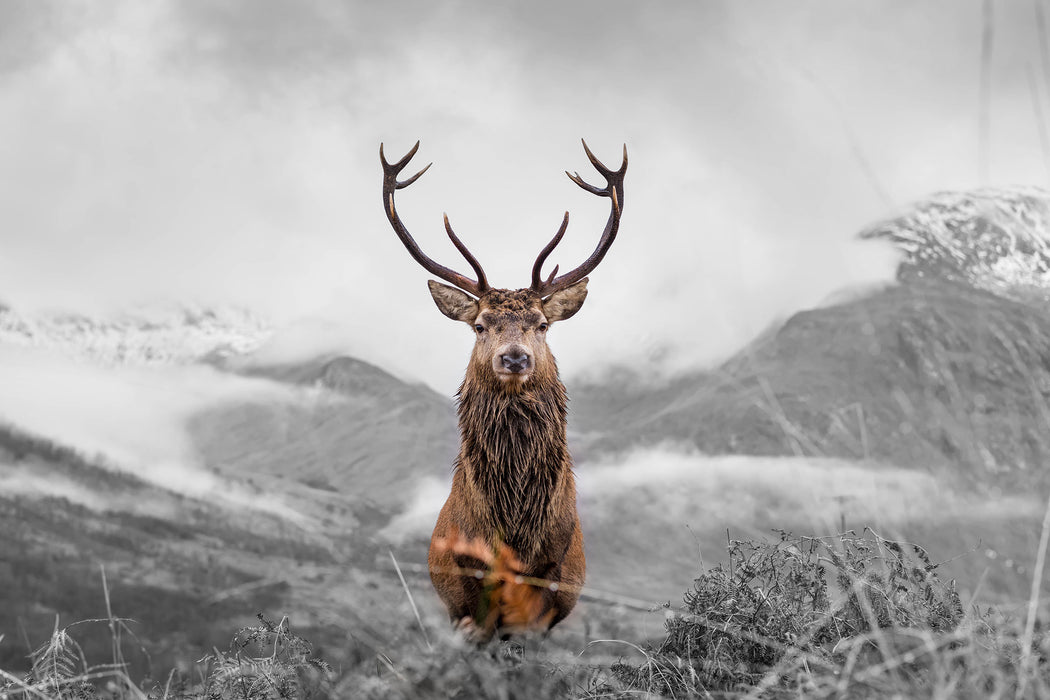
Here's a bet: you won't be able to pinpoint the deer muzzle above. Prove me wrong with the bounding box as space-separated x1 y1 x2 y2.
497 346 531 376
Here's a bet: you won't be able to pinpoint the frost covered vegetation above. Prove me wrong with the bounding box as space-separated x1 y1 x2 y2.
2 527 1048 699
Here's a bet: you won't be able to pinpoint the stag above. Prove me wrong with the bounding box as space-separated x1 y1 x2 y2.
380 139 626 640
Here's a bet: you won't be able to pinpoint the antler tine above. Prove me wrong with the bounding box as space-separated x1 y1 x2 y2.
531 141 627 298
380 141 489 297
444 214 489 292
396 162 431 189
545 265 559 286
583 139 628 175
381 141 433 189
531 212 569 291
565 170 605 196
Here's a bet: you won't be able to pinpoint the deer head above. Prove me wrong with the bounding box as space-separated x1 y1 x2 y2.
380 140 626 390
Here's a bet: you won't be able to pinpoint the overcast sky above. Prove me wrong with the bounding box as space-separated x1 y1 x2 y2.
1 1 1048 393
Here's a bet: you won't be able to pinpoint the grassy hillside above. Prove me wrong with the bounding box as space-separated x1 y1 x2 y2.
571 277 1050 489
0 428 305 675
0 358 460 678
565 277 1050 607
193 355 458 505
4 529 1047 699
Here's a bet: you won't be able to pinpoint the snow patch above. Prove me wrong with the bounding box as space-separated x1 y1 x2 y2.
862 186 1050 302
0 303 270 366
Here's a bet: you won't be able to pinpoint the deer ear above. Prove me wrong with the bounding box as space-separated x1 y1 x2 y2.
428 280 479 323
542 278 589 322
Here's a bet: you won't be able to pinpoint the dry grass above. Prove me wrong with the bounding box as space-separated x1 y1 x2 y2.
605 528 1048 698
3 521 1049 699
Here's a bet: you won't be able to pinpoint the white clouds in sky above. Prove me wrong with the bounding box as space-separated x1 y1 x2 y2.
1 1 1047 392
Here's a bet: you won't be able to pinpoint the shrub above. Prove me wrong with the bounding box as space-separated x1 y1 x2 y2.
610 529 981 697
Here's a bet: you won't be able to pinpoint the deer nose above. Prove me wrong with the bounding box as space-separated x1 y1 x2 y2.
501 351 531 373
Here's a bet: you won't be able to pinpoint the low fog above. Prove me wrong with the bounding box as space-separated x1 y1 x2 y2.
2 1 1048 393
382 446 1042 544
0 344 307 512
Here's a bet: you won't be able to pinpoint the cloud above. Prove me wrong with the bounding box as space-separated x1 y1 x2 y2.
0 1 100 75
0 344 299 501
0 462 109 511
1 1 1048 393
576 447 1040 530
380 446 1042 544
381 474 452 544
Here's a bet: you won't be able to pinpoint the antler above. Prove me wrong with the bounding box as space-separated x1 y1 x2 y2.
531 139 627 297
381 141 490 297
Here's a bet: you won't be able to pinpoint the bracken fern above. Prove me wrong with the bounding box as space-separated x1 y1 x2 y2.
610 529 977 697
193 615 331 700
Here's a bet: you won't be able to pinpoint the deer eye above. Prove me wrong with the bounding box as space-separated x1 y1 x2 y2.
538 323 549 332
474 324 485 334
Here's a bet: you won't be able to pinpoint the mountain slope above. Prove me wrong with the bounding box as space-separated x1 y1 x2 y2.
566 188 1050 606
572 278 1050 491
0 355 458 674
191 355 458 507
0 425 336 674
573 184 1050 493
861 185 1050 304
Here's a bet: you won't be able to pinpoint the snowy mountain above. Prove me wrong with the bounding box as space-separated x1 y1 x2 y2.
861 185 1050 303
0 302 271 365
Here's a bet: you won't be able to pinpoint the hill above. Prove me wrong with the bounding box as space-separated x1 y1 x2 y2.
0 426 330 675
860 185 1050 304
571 278 1050 491
0 356 458 675
572 186 1050 490
192 355 457 506
566 188 1050 607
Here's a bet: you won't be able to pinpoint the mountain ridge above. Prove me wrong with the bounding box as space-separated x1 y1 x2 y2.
0 302 270 366
861 184 1050 302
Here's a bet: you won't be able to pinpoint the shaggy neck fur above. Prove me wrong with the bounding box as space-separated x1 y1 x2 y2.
456 367 571 560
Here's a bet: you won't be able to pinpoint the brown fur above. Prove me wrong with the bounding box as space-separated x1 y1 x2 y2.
427 285 587 640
